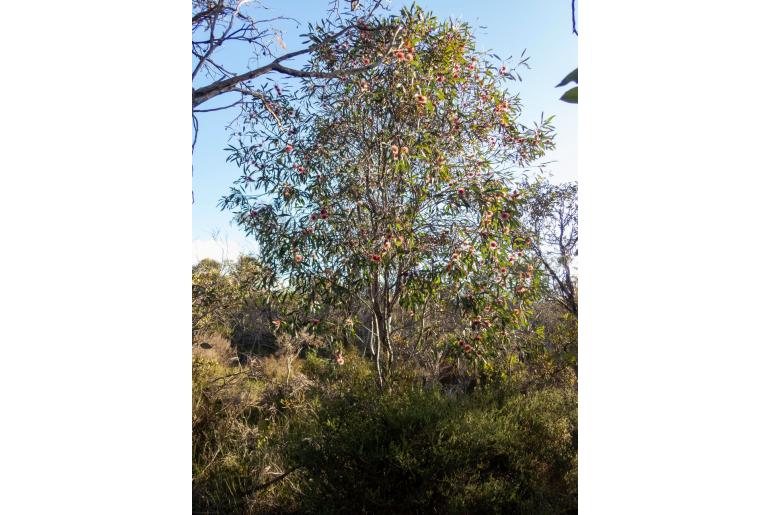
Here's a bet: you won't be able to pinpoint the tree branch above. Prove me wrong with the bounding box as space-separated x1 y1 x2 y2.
572 0 578 36
192 0 388 107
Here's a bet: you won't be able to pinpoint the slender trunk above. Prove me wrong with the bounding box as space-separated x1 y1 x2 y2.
286 353 292 387
385 314 394 371
373 313 384 388
373 308 392 378
368 316 376 357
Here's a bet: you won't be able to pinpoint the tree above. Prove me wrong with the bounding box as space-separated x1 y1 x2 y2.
221 4 555 386
192 255 274 346
192 0 395 145
192 258 233 339
521 181 578 317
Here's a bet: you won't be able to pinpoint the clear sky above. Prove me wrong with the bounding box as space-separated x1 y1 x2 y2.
192 0 577 263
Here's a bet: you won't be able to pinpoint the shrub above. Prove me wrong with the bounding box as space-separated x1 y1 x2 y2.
192 357 299 514
285 381 577 514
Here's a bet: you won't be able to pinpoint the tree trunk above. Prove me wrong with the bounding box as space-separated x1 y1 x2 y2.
368 316 376 357
373 312 384 388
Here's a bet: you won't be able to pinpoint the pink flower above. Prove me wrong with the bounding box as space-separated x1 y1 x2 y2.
489 241 498 249
285 145 294 153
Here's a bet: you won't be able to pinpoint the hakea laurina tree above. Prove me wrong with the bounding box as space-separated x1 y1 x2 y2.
221 5 555 386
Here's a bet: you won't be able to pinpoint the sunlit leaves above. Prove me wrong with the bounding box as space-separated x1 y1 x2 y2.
221 4 556 364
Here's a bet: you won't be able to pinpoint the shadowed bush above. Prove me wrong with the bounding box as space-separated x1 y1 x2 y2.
284 378 577 514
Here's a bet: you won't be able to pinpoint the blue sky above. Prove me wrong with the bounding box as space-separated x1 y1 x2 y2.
192 0 577 263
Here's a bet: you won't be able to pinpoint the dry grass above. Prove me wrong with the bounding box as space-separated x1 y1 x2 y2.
193 332 238 366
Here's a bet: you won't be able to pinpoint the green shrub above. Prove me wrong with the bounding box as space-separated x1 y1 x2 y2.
286 382 577 514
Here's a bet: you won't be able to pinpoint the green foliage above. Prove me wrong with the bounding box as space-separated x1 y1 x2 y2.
192 336 577 514
194 5 578 513
557 68 578 104
192 255 277 350
560 86 578 104
285 381 577 514
556 68 578 87
221 4 555 379
302 350 373 389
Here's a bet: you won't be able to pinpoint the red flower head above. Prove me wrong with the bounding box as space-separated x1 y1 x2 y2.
320 208 329 220
489 241 498 250
457 188 465 195
500 211 511 221
285 145 294 153
370 254 382 263
294 254 303 263
310 213 318 221
249 210 258 218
